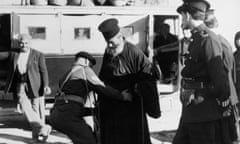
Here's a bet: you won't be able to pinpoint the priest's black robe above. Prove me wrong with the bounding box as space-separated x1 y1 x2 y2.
99 41 160 144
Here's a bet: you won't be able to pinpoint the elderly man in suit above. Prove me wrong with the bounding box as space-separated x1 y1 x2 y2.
5 33 51 142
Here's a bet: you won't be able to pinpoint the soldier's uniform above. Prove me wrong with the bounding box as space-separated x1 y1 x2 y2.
173 1 232 143
181 24 229 121
174 24 232 144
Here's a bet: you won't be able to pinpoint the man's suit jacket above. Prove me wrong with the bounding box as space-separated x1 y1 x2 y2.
5 48 49 98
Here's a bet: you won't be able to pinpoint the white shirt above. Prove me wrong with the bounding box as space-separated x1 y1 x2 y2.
17 49 30 74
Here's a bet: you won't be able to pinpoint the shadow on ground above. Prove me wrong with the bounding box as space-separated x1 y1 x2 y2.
0 133 69 144
151 130 176 143
0 115 30 130
0 108 72 143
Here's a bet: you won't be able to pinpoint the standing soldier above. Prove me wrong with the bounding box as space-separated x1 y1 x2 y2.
234 31 240 105
205 9 240 143
153 23 179 83
173 0 233 144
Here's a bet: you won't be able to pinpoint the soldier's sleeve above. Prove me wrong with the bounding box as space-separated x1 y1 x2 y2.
85 67 125 101
203 37 230 101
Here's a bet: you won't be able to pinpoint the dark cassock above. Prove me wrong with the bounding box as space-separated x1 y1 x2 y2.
99 41 160 144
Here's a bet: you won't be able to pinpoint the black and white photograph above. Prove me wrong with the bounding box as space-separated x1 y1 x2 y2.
74 28 90 40
0 0 240 144
28 27 46 40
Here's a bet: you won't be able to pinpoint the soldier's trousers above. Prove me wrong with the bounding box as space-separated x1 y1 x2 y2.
173 119 233 144
49 100 96 144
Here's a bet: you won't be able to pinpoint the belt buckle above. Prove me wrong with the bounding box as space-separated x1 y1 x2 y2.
58 93 69 103
63 95 69 103
64 99 69 103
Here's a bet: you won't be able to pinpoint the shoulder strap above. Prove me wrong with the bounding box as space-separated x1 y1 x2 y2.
82 66 90 98
59 70 73 90
82 67 98 102
59 66 83 90
82 67 101 143
55 70 73 101
55 66 83 102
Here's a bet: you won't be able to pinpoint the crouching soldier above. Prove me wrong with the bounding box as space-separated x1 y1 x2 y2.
48 51 132 144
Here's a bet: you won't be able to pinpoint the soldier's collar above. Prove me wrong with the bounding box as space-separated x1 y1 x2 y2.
191 24 209 37
191 24 206 33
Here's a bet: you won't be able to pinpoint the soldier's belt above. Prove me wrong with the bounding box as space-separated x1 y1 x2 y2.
181 79 213 89
56 94 85 105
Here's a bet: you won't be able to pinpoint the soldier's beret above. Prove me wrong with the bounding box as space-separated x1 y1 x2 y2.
98 18 120 41
177 0 210 14
75 51 96 66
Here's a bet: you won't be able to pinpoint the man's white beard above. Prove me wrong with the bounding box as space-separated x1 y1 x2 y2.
106 44 123 57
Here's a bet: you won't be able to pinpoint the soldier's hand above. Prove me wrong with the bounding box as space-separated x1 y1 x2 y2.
193 96 204 105
180 88 195 106
222 107 232 117
216 98 231 117
121 89 132 101
216 98 230 108
44 86 51 95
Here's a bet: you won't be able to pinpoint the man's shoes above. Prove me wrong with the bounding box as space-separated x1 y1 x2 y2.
39 125 52 142
32 133 39 141
32 128 40 143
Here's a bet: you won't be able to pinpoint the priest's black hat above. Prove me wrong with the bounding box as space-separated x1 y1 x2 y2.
98 18 120 41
